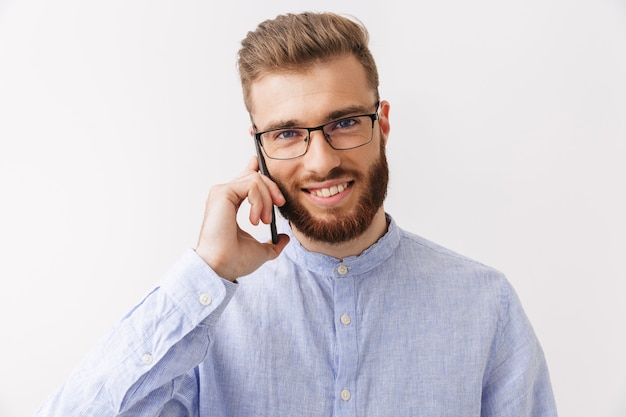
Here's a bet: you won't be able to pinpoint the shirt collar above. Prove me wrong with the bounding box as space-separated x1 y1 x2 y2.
281 214 400 277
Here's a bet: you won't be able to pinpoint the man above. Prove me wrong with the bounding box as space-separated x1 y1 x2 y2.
37 12 557 417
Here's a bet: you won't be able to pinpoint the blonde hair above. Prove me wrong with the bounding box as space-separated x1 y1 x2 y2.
237 12 380 111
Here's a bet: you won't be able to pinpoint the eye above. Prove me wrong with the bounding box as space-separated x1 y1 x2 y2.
270 129 305 141
331 117 359 131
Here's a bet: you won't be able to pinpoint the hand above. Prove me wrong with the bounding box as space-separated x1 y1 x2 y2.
195 157 290 281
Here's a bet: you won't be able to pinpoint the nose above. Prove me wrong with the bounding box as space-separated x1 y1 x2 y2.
302 129 341 175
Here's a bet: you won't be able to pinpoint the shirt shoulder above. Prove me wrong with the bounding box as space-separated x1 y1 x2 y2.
397 228 505 275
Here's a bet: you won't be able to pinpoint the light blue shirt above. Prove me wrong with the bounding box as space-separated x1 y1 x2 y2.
37 216 557 416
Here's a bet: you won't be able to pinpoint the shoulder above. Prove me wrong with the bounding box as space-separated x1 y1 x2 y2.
398 227 503 274
389 226 513 301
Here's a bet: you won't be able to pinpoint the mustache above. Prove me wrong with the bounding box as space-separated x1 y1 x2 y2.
295 167 363 186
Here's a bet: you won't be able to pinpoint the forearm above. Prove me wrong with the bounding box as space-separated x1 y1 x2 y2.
36 250 237 417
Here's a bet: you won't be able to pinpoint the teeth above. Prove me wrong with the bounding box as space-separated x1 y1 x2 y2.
312 183 347 198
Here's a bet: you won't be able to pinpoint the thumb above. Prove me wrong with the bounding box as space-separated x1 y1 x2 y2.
263 234 290 260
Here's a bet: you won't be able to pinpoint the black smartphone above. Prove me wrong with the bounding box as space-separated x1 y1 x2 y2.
254 139 279 244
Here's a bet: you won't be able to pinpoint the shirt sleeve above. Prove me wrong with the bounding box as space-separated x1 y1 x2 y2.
35 249 238 417
481 279 558 417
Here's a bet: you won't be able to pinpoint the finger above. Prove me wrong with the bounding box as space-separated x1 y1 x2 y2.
257 178 283 223
232 157 260 182
248 178 276 225
263 233 290 257
245 155 260 172
247 182 264 225
258 173 286 208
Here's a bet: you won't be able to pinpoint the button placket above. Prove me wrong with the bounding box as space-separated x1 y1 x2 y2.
333 269 357 414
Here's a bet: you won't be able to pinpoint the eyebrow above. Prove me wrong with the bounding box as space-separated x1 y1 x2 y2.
256 103 374 132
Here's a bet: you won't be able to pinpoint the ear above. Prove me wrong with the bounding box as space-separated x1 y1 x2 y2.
378 100 391 146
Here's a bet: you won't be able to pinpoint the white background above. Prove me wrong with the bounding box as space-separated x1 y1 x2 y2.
1 1 625 416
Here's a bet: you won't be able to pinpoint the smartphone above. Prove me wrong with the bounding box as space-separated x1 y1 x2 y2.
254 139 279 244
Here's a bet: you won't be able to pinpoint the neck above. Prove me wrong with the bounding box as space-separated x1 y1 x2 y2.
291 208 389 260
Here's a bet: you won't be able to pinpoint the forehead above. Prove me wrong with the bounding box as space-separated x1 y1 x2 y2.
249 55 376 127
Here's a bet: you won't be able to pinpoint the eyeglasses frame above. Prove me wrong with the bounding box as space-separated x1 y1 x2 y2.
254 102 381 160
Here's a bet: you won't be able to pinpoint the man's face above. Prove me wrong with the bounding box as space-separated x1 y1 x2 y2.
249 55 391 244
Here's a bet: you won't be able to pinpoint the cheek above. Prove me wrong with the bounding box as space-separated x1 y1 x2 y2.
267 162 299 187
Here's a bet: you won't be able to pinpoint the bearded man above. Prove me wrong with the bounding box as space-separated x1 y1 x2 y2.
37 12 557 417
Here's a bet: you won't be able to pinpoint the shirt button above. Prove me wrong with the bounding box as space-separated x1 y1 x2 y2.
337 265 349 275
199 293 212 306
141 353 153 365
340 389 351 401
340 314 351 326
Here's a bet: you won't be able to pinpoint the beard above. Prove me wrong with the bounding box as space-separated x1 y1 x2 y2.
273 140 389 244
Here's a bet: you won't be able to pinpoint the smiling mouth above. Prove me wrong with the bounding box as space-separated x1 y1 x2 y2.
305 182 352 198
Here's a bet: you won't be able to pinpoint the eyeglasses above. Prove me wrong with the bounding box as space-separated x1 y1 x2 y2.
255 102 380 160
